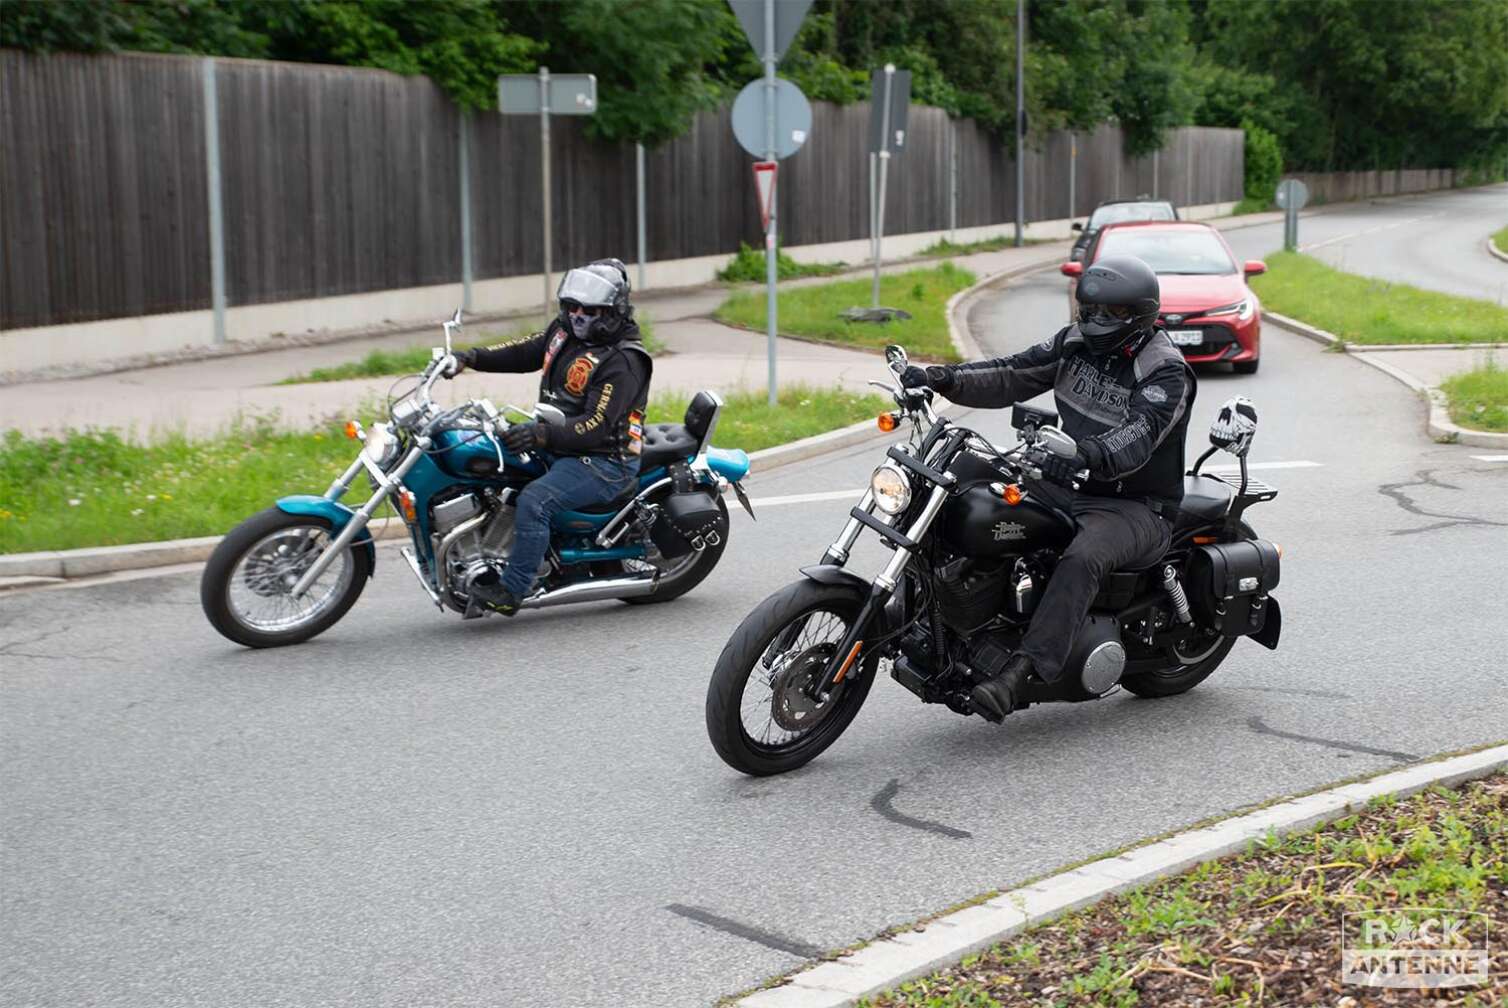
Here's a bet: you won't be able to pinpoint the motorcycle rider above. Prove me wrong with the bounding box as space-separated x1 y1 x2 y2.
900 254 1194 722
446 258 651 616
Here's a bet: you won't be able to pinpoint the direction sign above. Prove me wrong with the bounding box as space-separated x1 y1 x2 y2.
497 72 597 116
727 0 814 62
753 161 777 231
730 77 812 160
867 68 911 154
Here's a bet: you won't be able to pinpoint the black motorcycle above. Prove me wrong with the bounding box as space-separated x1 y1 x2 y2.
706 345 1282 776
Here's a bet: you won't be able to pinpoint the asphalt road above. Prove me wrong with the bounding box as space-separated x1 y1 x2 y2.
4 190 1507 1008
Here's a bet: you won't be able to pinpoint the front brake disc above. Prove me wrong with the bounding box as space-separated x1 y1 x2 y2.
770 644 843 732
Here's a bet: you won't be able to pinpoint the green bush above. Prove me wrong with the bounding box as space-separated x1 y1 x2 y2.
715 241 845 283
1242 122 1283 206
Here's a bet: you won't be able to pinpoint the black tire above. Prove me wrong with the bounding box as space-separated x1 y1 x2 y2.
1233 358 1260 375
1120 519 1256 698
201 508 371 649
705 579 878 776
622 498 728 605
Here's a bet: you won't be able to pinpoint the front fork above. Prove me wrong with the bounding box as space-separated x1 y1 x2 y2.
289 443 426 597
805 482 952 700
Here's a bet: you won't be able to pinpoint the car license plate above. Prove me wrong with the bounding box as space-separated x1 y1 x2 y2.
1169 329 1204 346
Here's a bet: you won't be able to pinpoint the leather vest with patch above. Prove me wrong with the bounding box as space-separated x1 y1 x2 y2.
538 323 652 458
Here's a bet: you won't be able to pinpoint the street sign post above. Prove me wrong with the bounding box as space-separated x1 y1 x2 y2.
498 69 597 319
867 65 911 308
1276 178 1310 251
728 0 812 405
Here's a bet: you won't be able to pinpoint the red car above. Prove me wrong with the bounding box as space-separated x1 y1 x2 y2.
1061 221 1268 374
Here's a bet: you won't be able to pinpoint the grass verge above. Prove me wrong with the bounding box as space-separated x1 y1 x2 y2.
282 317 665 384
714 262 975 362
1493 225 1508 254
1250 251 1508 345
917 235 1051 256
1441 359 1508 432
716 241 847 283
863 771 1508 1007
0 385 888 554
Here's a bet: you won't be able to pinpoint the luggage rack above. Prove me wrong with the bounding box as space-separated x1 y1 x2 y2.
1210 469 1278 501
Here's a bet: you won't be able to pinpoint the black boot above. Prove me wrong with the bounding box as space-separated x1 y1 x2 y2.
970 653 1034 723
470 581 522 617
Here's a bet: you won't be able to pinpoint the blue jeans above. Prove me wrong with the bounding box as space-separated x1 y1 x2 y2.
500 455 639 598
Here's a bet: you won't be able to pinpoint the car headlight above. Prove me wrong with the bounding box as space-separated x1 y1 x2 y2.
870 463 912 516
1206 299 1253 322
363 422 400 466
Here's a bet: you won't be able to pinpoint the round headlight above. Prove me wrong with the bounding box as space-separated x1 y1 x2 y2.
870 463 912 516
363 422 399 466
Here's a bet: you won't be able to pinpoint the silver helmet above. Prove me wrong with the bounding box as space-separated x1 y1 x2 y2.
556 259 631 344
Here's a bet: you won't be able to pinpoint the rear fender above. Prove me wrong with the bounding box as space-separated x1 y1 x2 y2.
705 447 751 483
276 495 377 574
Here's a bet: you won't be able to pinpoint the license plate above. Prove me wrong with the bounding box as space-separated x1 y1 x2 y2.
1169 329 1204 346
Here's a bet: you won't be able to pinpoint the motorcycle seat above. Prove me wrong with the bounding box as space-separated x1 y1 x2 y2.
1174 474 1233 523
639 423 699 470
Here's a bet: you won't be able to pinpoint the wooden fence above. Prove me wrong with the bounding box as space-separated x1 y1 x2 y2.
1 49 1248 331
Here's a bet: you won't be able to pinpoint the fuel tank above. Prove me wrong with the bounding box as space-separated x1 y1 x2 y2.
430 428 540 482
940 453 1073 557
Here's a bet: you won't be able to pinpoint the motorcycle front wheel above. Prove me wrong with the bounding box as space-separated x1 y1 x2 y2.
705 579 878 776
201 508 371 648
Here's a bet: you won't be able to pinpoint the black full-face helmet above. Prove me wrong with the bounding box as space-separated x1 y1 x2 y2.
1075 253 1160 353
556 258 632 345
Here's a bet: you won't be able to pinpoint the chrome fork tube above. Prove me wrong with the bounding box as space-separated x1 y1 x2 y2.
874 484 950 591
324 455 365 501
290 445 424 597
822 489 875 566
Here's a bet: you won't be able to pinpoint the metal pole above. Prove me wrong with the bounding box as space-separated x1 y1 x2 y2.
872 64 894 308
869 151 877 262
763 0 777 406
635 142 647 291
948 120 958 240
460 108 473 312
1068 131 1076 222
1013 0 1025 248
540 67 552 321
202 58 226 345
1153 148 1159 199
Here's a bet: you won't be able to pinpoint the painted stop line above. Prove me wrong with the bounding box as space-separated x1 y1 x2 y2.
1470 454 1508 462
746 460 1325 510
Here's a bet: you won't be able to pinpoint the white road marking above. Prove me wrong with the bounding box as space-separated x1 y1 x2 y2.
1300 213 1445 252
1470 454 1508 462
746 461 1324 508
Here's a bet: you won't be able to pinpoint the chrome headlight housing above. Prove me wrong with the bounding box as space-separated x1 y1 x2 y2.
870 462 912 516
390 393 424 426
363 422 400 467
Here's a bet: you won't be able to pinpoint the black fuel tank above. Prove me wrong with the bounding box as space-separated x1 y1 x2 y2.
941 484 1073 557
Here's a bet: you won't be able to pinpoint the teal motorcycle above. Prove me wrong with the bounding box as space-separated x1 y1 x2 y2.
201 310 752 648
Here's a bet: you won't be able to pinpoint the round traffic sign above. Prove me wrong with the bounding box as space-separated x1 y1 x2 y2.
1275 178 1310 211
731 78 812 161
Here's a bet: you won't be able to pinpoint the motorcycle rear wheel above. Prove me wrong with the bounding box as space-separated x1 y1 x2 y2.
621 498 729 605
201 508 371 648
705 579 877 776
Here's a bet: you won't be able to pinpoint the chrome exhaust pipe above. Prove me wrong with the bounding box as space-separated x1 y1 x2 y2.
518 573 658 609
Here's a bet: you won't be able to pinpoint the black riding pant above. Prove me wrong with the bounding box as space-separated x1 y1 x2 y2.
1018 493 1171 683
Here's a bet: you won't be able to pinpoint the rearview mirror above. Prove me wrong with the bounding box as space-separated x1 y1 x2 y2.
1070 222 1084 232
1038 426 1079 460
1060 262 1083 278
1243 260 1267 277
534 403 566 425
884 344 909 373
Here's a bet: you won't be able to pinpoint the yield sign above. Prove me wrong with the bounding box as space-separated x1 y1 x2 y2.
753 161 778 232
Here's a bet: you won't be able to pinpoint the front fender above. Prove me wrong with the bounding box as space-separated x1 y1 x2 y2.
799 564 870 594
276 495 377 574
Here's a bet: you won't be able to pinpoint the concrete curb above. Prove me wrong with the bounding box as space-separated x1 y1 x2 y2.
736 743 1508 1008
1263 311 1508 449
946 256 1065 361
1487 235 1508 265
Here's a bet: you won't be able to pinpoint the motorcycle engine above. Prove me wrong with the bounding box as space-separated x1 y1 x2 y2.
431 490 516 593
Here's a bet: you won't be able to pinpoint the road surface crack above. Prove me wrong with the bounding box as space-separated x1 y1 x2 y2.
1246 715 1418 763
871 778 973 839
665 904 823 959
1377 469 1506 536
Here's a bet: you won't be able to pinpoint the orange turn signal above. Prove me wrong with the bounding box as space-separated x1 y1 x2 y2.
1192 535 1218 544
397 489 418 524
877 412 899 433
343 420 361 439
833 641 864 683
1001 484 1024 505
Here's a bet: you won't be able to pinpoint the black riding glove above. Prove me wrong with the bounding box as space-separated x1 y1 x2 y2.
1033 448 1086 488
899 365 955 393
444 348 477 378
502 421 547 455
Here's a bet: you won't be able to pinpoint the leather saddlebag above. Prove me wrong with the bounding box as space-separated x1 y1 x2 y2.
1186 539 1281 636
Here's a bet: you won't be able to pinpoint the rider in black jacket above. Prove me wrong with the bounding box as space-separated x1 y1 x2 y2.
447 259 652 615
901 254 1195 721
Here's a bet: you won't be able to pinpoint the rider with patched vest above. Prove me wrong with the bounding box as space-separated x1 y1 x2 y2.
447 258 652 616
900 254 1195 722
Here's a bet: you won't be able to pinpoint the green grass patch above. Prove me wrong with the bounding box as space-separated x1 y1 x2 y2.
282 317 665 384
1231 195 1271 215
1441 358 1508 432
916 234 1049 256
714 262 975 362
0 385 887 553
1250 250 1508 344
1492 224 1508 253
716 241 847 283
861 772 1508 1007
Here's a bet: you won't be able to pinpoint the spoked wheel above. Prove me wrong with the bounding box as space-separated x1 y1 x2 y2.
201 508 371 648
705 580 877 776
621 498 728 605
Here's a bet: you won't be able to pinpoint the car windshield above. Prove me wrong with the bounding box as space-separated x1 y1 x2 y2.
1087 202 1176 229
1096 229 1236 275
